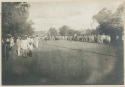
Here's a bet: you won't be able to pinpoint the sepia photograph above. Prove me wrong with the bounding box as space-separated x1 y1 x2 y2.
1 0 124 85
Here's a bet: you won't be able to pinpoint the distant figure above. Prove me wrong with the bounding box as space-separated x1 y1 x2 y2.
10 36 15 49
2 38 6 58
116 35 119 40
16 37 21 56
97 35 103 44
34 35 39 48
20 37 28 57
97 34 111 44
27 36 34 57
5 37 11 60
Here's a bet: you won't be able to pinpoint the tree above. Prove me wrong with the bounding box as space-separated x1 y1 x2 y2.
93 8 112 25
2 2 34 38
59 25 70 36
48 27 58 37
93 2 125 42
67 29 76 36
59 25 81 36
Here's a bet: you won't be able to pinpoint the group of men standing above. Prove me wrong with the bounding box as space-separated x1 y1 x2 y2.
2 34 39 60
16 35 39 57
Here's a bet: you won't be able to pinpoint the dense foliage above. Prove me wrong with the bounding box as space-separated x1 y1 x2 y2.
93 2 125 42
2 2 34 38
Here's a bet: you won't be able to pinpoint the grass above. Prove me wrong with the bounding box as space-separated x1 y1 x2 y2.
2 40 123 85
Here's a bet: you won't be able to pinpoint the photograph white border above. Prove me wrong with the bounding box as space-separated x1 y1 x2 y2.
0 0 124 87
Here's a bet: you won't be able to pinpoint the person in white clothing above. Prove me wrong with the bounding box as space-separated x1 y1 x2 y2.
27 36 34 57
16 37 21 56
20 37 28 57
10 36 15 49
34 36 39 48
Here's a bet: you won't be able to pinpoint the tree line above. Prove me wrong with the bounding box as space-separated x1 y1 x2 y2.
47 2 125 43
2 2 125 43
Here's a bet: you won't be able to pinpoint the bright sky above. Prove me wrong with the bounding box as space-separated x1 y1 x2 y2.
28 0 124 31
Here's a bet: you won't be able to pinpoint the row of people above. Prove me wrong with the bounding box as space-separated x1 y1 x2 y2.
44 34 111 44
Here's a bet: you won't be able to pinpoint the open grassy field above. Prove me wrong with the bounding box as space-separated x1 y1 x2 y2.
2 40 124 85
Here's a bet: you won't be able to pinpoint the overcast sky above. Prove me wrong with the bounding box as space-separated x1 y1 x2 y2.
28 0 124 31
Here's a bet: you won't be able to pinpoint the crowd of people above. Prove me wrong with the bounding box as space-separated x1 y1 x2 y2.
2 33 113 61
46 34 112 44
2 34 39 60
